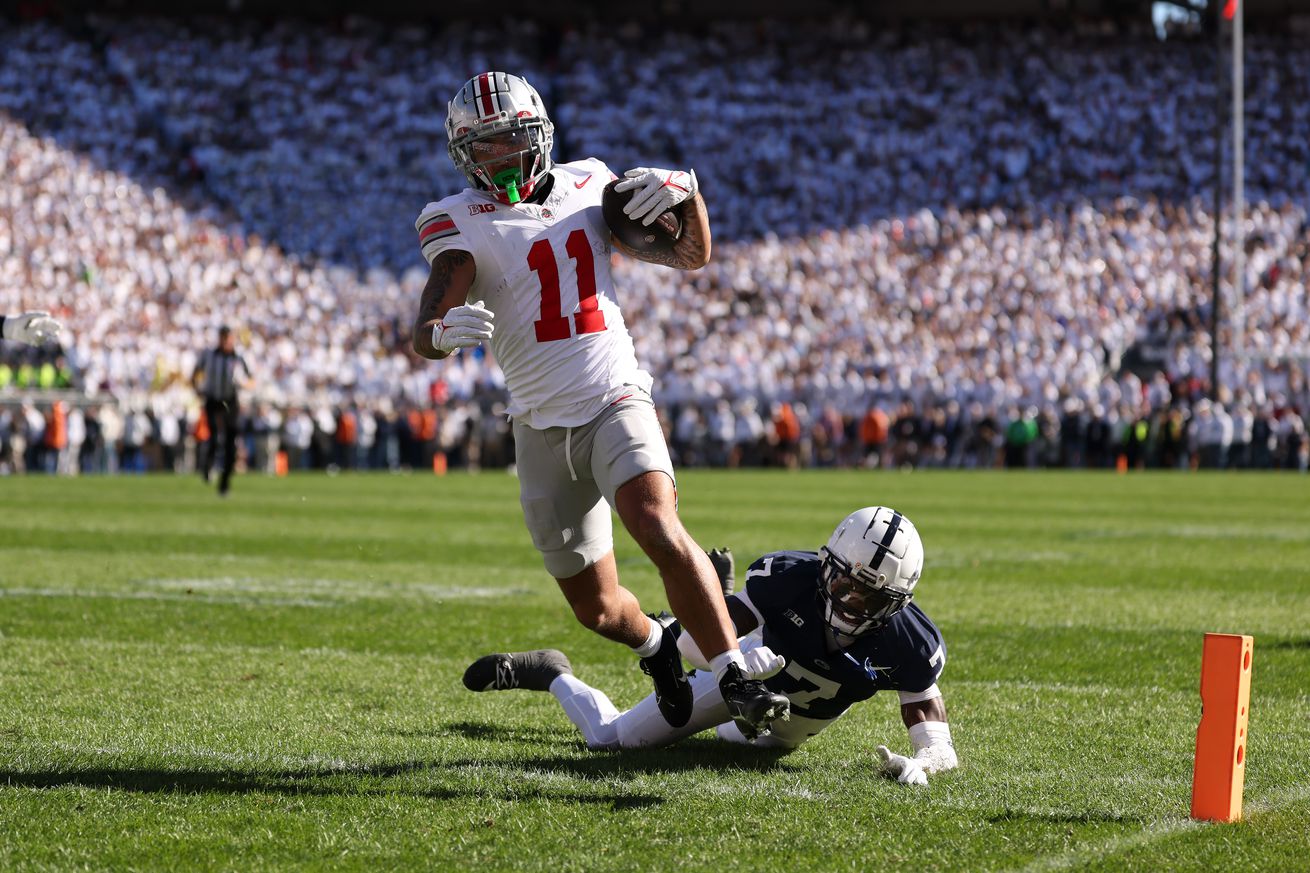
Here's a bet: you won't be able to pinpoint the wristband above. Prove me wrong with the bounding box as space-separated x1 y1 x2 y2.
908 720 953 754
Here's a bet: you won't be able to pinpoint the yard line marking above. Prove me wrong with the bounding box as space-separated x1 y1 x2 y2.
1008 782 1310 873
0 587 332 608
0 578 526 607
1 635 450 665
953 679 1184 697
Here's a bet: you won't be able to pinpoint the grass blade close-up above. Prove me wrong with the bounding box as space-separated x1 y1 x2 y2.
2 471 1308 872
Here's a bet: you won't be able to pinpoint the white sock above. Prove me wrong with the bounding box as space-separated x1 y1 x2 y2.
631 615 662 658
549 673 590 700
710 649 747 682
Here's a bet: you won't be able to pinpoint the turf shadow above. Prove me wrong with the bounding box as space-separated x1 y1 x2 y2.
437 718 796 770
0 767 663 811
440 729 800 777
431 720 579 743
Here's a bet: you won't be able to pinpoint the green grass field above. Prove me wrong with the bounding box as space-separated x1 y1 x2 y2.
1 471 1308 871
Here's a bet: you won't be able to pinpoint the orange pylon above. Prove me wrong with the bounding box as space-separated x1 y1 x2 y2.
1190 633 1253 822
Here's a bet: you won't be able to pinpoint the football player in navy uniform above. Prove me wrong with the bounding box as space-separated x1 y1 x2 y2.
464 506 958 786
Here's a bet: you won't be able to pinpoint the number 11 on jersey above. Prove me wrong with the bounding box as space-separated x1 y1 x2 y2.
529 228 607 343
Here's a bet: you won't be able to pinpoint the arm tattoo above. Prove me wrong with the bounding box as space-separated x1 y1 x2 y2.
413 249 474 358
416 249 473 324
614 193 712 270
669 193 711 269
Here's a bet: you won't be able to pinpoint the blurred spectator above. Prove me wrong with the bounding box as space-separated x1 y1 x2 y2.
0 16 1306 475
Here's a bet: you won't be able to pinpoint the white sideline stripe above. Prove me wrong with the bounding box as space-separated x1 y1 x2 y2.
137 577 518 600
1008 782 1310 873
1072 525 1308 543
0 577 522 607
8 634 440 666
953 679 1185 697
934 550 1073 568
0 587 334 608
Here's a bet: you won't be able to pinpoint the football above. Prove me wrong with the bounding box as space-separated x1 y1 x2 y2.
601 179 683 254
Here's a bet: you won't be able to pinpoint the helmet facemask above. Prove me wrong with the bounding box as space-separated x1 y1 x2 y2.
818 546 913 640
449 121 552 204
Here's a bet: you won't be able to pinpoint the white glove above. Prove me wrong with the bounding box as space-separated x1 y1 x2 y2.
742 645 785 680
2 311 63 345
877 745 929 786
614 167 698 226
432 301 494 355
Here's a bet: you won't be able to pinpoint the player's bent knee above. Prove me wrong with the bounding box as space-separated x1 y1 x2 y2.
623 506 688 562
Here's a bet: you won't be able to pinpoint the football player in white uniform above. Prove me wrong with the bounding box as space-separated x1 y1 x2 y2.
462 507 959 787
411 72 788 739
0 312 62 346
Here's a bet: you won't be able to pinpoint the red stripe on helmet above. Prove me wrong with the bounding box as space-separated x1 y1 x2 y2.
478 73 494 117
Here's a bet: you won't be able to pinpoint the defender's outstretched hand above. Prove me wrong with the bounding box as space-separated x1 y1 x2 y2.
877 745 929 786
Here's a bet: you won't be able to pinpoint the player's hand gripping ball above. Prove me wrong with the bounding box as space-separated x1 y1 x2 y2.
602 179 684 255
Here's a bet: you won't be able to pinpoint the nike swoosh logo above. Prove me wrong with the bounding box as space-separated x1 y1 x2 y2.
574 176 592 189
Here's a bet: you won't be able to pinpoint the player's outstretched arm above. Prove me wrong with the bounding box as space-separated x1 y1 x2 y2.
412 249 479 360
877 694 957 786
611 192 711 271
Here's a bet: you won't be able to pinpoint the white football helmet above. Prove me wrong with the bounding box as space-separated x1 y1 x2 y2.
446 72 554 204
818 506 924 639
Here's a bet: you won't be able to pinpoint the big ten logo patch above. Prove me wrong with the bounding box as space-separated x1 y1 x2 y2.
468 203 497 215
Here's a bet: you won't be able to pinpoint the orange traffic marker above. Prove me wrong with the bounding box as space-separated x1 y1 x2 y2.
1190 633 1253 822
274 450 289 477
432 451 448 476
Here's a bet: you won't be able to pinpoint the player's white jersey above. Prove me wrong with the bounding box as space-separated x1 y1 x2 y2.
416 158 652 429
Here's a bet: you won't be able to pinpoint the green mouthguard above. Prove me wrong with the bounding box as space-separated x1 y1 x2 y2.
493 169 523 204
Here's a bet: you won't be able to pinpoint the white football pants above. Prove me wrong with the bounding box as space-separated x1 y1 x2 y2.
549 655 835 750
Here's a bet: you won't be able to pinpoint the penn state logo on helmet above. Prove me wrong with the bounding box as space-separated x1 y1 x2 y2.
446 72 554 205
818 506 924 639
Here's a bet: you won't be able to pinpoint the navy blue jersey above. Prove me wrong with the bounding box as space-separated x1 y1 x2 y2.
741 550 945 721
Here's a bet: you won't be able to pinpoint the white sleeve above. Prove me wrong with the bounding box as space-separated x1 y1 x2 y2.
908 720 957 774
416 203 469 265
897 683 942 705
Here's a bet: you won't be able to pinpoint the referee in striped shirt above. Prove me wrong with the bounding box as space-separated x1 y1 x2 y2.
192 326 251 496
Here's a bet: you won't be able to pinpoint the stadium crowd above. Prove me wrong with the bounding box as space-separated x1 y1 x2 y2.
1 14 1307 474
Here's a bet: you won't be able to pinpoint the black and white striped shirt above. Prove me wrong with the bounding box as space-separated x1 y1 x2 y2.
196 348 250 402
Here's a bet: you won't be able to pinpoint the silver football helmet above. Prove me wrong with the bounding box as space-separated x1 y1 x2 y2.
446 72 554 204
818 506 924 639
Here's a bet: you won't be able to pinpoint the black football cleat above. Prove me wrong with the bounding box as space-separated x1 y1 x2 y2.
463 649 572 692
708 547 735 597
639 612 694 728
718 663 790 740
